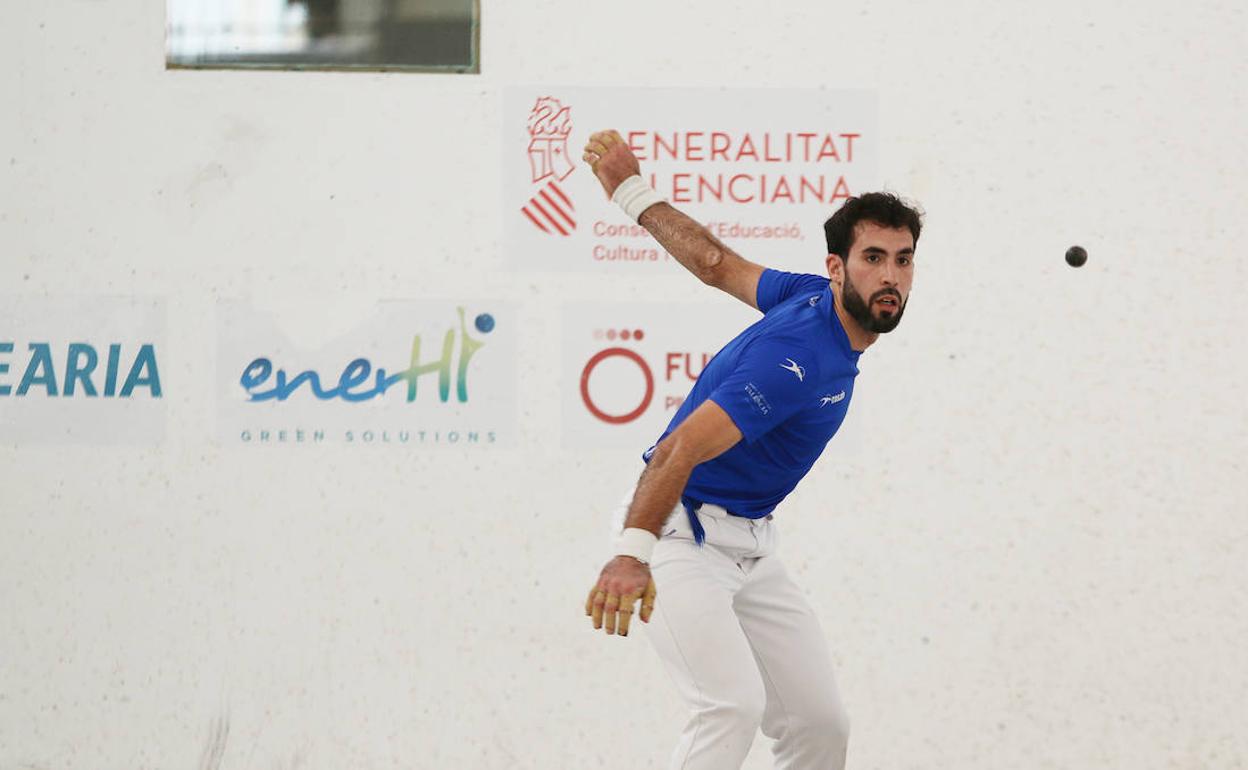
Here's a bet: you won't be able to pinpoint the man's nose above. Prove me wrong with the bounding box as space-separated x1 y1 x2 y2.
881 261 899 286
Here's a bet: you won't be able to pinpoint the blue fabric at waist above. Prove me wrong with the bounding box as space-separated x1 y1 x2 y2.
681 495 766 545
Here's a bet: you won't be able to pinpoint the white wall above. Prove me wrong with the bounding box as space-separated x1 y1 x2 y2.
3 1 1247 769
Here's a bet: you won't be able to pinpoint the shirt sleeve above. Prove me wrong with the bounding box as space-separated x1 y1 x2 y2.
708 342 820 444
755 269 831 314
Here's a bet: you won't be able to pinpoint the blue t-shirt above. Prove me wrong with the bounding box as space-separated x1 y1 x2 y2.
644 269 862 520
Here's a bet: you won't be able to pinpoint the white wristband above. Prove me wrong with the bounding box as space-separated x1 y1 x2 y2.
611 175 665 223
614 527 658 565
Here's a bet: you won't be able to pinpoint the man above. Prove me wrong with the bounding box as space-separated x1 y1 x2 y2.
581 129 921 770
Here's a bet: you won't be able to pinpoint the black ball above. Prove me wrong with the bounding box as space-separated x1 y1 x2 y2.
1065 245 1088 267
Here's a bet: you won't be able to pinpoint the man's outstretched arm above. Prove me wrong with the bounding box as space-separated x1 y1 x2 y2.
584 400 743 636
584 130 765 311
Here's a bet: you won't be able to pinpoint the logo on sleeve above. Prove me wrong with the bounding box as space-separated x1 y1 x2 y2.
819 391 846 407
779 358 805 382
744 382 772 415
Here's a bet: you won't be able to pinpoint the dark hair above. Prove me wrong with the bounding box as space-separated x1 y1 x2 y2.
824 192 923 260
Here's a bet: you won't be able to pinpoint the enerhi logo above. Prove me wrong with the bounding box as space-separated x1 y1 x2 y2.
239 308 494 403
522 96 577 236
0 342 161 397
578 327 712 425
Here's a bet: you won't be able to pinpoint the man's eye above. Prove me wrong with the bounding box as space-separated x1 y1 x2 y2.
898 257 911 266
865 254 879 262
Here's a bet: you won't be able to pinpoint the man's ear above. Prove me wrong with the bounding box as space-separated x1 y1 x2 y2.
825 253 845 289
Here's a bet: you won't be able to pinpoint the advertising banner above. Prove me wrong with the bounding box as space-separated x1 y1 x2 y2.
562 299 761 450
0 296 167 445
505 87 877 273
217 300 515 447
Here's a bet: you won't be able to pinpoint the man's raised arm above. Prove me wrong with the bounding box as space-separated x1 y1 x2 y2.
583 130 765 311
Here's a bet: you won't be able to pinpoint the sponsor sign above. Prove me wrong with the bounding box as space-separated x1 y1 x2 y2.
505 87 877 272
562 300 759 449
217 300 515 447
0 296 167 445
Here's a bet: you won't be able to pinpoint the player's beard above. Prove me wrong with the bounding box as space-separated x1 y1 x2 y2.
842 276 906 333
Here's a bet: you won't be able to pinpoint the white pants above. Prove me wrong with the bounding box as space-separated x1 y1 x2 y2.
616 498 850 769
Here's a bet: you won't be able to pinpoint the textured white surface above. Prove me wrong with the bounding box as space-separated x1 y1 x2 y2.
2 1 1247 769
